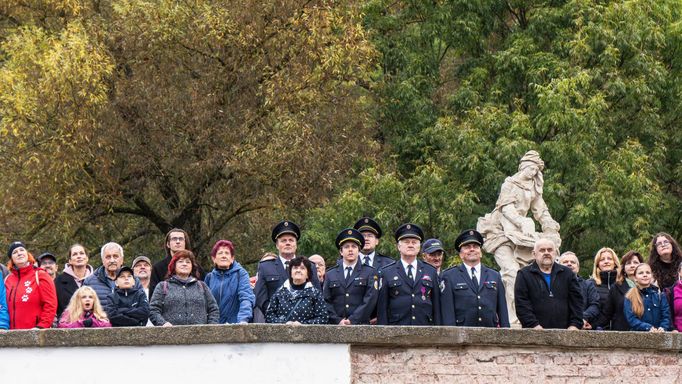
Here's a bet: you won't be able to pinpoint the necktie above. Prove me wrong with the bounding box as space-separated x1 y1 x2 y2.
363 255 371 266
407 265 414 281
284 260 290 270
345 266 353 284
471 267 478 288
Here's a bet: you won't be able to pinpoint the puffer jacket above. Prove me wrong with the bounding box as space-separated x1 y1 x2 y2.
265 280 328 324
623 286 671 331
149 275 219 326
590 270 617 318
104 285 150 327
84 266 142 309
5 264 57 329
204 262 255 324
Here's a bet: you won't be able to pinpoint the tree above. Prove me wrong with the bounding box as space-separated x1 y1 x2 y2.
303 0 682 274
0 0 378 268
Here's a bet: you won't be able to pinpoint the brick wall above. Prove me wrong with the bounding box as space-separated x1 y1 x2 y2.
352 346 682 383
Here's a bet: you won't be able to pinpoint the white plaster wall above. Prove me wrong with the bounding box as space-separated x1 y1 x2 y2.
0 343 351 384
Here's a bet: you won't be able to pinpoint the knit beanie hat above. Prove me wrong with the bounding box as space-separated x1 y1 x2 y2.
7 241 26 259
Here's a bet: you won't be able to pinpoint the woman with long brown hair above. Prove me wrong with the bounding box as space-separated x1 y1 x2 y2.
649 232 682 289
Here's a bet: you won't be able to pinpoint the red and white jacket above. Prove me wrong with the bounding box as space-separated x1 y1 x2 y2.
5 264 57 329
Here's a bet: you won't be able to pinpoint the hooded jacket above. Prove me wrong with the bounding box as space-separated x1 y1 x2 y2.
104 285 150 326
5 264 57 329
55 264 94 317
624 285 671 331
204 261 255 324
84 266 141 309
149 275 219 326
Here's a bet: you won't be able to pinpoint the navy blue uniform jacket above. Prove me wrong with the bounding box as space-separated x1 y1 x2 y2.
323 261 378 324
441 264 509 327
377 260 440 325
254 258 321 315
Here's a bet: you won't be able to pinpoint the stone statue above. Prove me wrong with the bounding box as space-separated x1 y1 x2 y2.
477 150 561 325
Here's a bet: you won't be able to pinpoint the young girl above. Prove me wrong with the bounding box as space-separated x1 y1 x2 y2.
623 263 671 332
58 286 111 328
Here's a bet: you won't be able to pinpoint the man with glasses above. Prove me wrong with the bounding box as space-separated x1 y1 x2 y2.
149 228 205 297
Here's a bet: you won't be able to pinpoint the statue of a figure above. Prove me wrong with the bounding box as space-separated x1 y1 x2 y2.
477 150 561 325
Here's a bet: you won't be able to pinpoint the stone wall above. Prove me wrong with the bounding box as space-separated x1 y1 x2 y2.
1 325 681 383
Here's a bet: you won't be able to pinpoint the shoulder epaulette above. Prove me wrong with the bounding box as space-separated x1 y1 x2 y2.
379 261 397 270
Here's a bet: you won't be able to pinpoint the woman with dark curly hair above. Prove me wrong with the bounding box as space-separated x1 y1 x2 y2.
649 232 682 290
265 256 328 324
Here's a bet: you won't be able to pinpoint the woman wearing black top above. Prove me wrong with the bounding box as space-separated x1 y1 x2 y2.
596 251 644 330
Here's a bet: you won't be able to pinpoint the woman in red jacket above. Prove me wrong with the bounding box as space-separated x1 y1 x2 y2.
5 241 58 329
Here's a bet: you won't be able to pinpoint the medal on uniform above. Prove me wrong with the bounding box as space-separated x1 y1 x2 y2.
420 286 426 301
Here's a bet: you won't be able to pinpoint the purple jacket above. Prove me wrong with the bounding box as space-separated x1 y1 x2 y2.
672 282 682 331
58 310 111 328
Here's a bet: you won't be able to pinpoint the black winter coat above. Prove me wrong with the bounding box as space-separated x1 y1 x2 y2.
514 262 583 329
104 286 150 326
55 274 79 317
589 270 617 318
595 281 631 331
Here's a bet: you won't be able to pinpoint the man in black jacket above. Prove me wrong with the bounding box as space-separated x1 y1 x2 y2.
514 238 582 329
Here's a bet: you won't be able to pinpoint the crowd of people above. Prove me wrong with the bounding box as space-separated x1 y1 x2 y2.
1 217 681 333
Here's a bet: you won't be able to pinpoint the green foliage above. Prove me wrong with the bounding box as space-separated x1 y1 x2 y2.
304 0 682 273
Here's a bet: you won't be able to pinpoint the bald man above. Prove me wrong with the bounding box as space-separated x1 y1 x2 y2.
514 238 582 330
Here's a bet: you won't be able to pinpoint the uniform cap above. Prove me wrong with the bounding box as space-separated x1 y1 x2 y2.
335 228 365 249
454 229 484 251
271 220 301 242
394 223 424 242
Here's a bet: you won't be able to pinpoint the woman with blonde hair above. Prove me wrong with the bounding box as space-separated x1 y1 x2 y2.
58 286 111 328
623 263 670 332
589 247 620 317
595 251 643 330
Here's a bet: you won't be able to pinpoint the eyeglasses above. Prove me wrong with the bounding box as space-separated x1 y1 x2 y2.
656 240 671 248
170 237 185 242
40 260 56 266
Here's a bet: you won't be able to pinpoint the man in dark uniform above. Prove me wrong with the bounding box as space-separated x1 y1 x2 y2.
441 229 510 327
253 220 321 321
354 217 394 270
377 223 440 325
323 228 379 325
149 228 205 297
